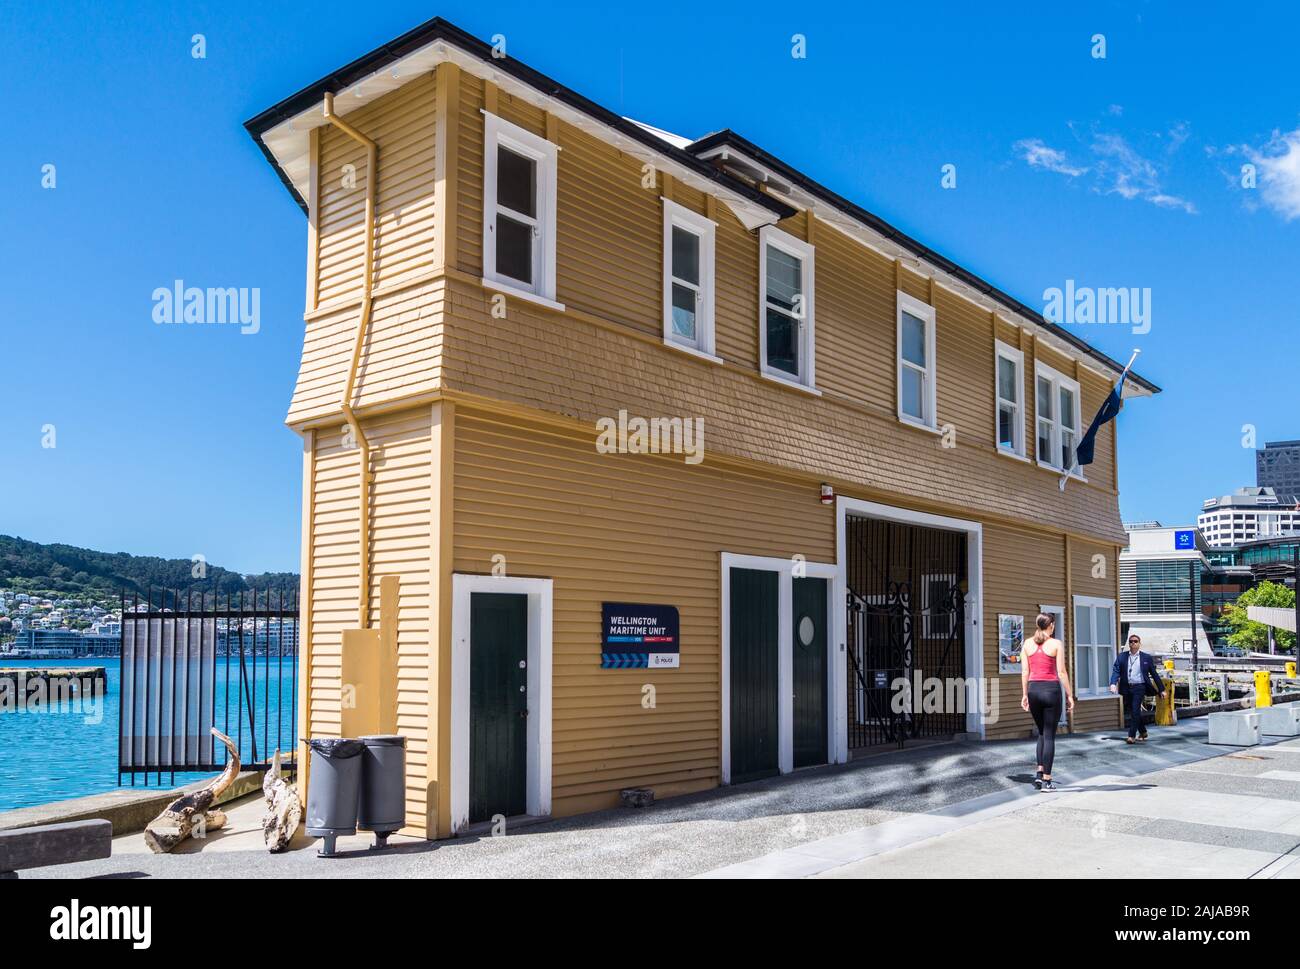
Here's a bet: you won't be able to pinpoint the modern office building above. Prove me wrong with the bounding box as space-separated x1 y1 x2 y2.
1257 440 1300 496
1119 525 1214 652
1197 487 1300 548
10 628 122 658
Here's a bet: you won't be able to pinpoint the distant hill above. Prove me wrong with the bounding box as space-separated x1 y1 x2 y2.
0 535 299 603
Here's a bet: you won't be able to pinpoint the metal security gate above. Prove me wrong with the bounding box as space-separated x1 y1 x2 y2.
845 516 966 749
119 588 299 785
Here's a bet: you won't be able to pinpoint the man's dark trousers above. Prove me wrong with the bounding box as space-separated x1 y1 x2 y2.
1124 687 1146 739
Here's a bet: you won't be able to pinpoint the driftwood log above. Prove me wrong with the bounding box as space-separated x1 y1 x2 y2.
143 728 239 854
261 748 301 852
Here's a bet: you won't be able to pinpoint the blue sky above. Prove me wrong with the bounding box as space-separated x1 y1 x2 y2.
2 1 1297 573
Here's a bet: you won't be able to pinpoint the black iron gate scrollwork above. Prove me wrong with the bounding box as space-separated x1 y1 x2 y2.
845 516 967 749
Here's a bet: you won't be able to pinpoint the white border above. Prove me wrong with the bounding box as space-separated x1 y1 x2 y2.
757 226 816 389
450 573 553 833
720 553 836 783
896 291 938 430
835 497 985 742
482 112 559 302
1072 593 1116 699
662 198 717 358
994 339 1025 457
1034 360 1084 478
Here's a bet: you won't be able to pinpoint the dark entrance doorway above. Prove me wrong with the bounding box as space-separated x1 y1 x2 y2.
845 515 967 750
729 567 780 782
469 591 528 822
792 576 829 768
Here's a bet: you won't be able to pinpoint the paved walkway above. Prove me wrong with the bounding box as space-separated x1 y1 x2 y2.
27 719 1300 879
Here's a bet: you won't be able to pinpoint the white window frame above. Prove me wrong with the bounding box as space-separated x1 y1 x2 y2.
661 198 718 360
1034 361 1083 477
482 112 559 305
994 340 1025 458
896 292 938 430
921 572 958 639
1073 594 1116 700
758 226 816 389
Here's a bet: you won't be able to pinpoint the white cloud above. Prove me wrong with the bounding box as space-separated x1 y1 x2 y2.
1015 121 1197 214
1013 138 1089 177
1244 128 1300 221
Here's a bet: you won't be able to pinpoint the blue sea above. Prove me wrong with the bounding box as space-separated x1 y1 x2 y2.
0 658 297 812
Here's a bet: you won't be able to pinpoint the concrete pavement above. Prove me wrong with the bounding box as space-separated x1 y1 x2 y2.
23 719 1300 879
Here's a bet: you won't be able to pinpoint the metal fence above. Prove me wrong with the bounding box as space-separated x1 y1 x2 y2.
118 588 299 786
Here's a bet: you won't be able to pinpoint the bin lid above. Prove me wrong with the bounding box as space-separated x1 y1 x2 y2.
359 734 407 748
308 737 364 757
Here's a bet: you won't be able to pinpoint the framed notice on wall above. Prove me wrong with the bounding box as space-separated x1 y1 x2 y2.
998 614 1025 674
601 603 680 668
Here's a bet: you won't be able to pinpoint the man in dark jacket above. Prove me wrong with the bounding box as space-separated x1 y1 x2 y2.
1110 634 1167 743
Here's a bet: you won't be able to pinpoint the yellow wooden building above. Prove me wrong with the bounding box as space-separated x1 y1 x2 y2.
246 17 1160 839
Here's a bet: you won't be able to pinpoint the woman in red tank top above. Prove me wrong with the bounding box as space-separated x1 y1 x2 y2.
1019 614 1075 790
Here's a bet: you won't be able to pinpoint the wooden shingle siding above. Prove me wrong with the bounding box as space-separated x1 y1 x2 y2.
441 272 1123 545
287 277 447 425
453 407 834 817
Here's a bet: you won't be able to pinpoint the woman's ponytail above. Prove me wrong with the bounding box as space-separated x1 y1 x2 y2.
1032 613 1054 645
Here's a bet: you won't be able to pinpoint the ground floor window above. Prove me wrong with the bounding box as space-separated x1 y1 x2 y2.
1073 595 1116 698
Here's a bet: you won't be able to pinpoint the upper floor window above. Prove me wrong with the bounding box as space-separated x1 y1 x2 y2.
758 226 815 388
1035 362 1082 474
662 199 717 358
994 340 1025 456
482 112 558 303
896 292 937 428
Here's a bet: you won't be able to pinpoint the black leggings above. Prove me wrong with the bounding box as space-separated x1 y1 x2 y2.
1028 680 1062 775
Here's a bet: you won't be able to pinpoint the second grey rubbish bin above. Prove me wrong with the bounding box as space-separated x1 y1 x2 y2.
358 735 407 849
305 738 364 857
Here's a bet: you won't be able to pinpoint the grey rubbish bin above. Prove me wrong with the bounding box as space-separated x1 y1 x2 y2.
358 735 407 849
305 738 364 857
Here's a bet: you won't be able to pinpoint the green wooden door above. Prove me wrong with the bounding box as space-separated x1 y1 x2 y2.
792 577 828 768
469 592 528 822
730 568 779 782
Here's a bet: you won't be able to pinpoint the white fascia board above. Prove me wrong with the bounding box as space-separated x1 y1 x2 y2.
258 41 780 232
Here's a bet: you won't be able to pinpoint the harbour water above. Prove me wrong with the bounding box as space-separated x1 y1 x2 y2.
0 657 296 812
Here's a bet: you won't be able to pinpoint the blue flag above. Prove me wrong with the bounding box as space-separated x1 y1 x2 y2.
1060 356 1135 490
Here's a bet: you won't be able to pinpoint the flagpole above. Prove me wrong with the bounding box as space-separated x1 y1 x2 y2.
1058 348 1141 491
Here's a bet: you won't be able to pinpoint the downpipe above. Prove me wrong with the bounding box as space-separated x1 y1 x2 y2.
323 91 378 630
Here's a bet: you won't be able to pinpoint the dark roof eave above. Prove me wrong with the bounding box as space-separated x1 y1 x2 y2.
243 17 794 222
687 130 1161 395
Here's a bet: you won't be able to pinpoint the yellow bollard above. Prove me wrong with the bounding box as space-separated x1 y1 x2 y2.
1254 669 1273 708
1287 661 1297 679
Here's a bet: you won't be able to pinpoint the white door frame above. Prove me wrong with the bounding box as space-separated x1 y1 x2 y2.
720 553 837 784
835 497 985 750
450 574 553 834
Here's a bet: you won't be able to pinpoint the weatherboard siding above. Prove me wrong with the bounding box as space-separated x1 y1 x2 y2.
305 406 434 836
451 406 835 817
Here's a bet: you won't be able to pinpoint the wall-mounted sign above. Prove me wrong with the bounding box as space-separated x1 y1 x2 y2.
998 614 1025 674
873 670 889 689
601 603 679 668
1174 529 1195 551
